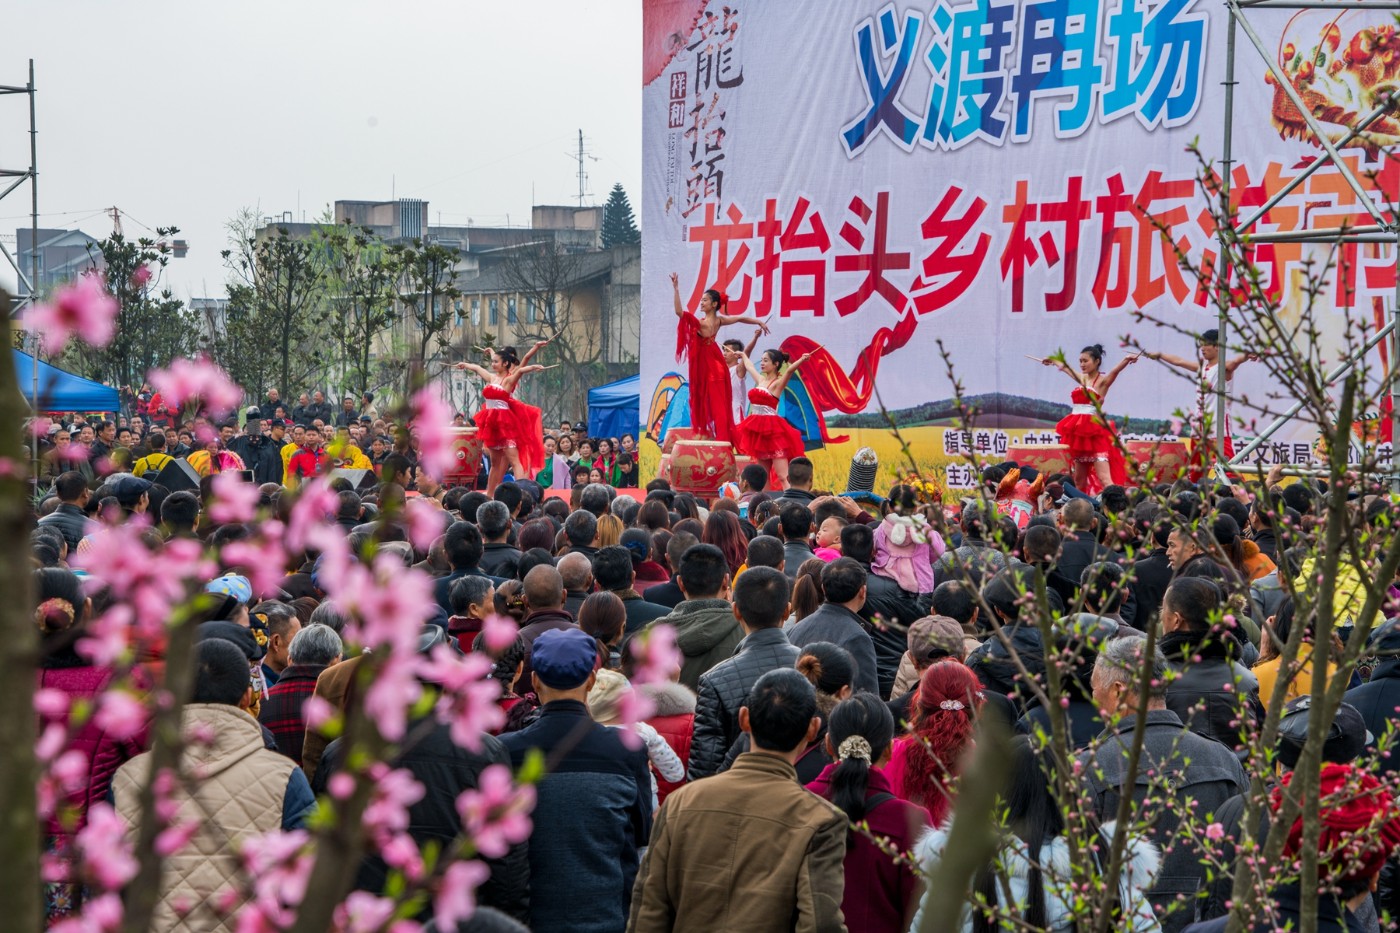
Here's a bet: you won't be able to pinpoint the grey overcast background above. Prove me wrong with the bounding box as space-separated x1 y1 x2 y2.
0 0 641 300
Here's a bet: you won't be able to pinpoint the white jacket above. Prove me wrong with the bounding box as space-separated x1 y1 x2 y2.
908 821 1162 933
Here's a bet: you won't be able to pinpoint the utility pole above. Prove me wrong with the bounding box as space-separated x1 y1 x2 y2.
0 61 40 475
567 129 598 207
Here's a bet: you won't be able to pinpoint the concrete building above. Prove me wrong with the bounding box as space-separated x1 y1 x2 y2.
14 227 104 296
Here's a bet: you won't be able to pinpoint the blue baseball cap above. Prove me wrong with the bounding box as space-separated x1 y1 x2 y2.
530 628 599 689
205 573 253 605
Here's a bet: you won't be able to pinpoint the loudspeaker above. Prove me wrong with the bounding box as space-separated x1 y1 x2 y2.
330 468 379 492
153 458 202 492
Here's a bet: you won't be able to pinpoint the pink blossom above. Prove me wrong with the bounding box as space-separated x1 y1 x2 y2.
1169 417 1184 435
335 892 399 933
303 694 335 732
35 721 67 762
362 766 425 848
411 386 456 480
30 416 53 439
147 356 243 420
155 820 201 857
481 613 519 653
76 605 132 667
403 497 446 552
286 479 342 551
131 265 152 288
49 892 124 933
435 859 490 931
629 623 682 686
222 524 289 601
362 652 424 742
94 691 147 741
456 763 536 859
328 772 355 801
379 832 425 880
614 689 652 750
34 687 70 720
26 272 118 354
76 803 139 891
208 471 260 524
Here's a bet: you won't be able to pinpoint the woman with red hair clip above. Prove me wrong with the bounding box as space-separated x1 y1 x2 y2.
883 660 984 825
670 272 769 443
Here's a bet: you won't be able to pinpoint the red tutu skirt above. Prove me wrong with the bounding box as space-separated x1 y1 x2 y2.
1054 412 1128 494
735 413 805 463
475 389 545 476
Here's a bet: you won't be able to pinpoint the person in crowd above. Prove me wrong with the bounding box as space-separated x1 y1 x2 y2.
447 575 496 644
259 623 342 764
587 668 686 810
886 616 968 728
1158 578 1259 756
642 543 742 691
912 734 1161 933
476 499 523 578
557 550 594 618
592 545 671 635
690 566 799 779
501 628 651 933
434 521 508 613
771 455 819 510
788 558 880 696
645 531 695 610
1254 595 1341 705
1345 617 1400 775
640 674 696 807
251 601 302 688
780 503 817 578
934 502 1010 587
1082 635 1248 933
1056 498 1116 591
842 522 923 699
132 430 174 479
37 471 91 553
579 590 627 669
806 693 930 933
628 668 847 933
884 661 983 823
112 638 316 930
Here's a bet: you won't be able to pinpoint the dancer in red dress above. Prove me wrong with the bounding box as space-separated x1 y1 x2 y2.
734 348 814 490
1042 343 1140 496
671 272 769 443
455 340 551 494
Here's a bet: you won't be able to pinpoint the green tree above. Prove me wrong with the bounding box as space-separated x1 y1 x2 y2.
391 238 462 388
204 282 277 399
321 223 402 394
601 183 640 248
222 221 327 396
78 229 198 389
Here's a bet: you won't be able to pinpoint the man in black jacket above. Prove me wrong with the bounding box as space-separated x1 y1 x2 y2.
779 504 815 579
290 393 312 426
230 413 285 487
689 567 800 779
37 471 91 553
788 558 879 696
770 456 819 511
1129 506 1175 624
592 545 671 635
840 523 922 698
304 390 334 427
1056 498 1114 588
1158 578 1259 758
476 500 522 578
433 521 508 613
643 531 695 609
1346 618 1400 776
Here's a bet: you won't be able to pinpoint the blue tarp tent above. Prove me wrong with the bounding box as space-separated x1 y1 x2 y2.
588 374 640 440
12 350 120 412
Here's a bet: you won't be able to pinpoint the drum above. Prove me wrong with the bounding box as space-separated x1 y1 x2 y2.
1126 439 1191 482
446 427 483 487
1006 444 1071 475
657 453 673 485
670 439 737 495
662 426 703 454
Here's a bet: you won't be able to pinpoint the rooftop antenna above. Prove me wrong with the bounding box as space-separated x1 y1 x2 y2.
567 129 598 207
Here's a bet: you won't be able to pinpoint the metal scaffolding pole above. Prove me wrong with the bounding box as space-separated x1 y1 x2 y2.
0 61 39 473
1217 3 1400 482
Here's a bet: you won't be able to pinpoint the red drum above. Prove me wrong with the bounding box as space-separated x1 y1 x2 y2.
662 426 703 454
446 427 483 487
1126 440 1191 482
1006 444 1071 475
733 454 756 478
670 439 737 495
657 453 673 484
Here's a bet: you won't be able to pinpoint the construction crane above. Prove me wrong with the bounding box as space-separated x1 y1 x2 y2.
107 205 189 256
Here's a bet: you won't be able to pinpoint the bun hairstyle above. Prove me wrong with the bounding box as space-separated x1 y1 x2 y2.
795 641 856 697
762 348 790 370
496 346 521 370
704 288 726 309
1081 344 1105 364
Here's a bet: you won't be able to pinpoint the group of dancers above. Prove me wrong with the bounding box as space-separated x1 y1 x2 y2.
671 272 813 489
1040 331 1256 494
450 270 1256 498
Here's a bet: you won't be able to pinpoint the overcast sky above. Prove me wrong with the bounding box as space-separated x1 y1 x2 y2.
0 0 640 300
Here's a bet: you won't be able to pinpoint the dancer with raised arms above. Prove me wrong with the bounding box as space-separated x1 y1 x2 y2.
1041 343 1139 495
455 337 553 494
672 272 769 443
734 348 814 490
1142 329 1257 480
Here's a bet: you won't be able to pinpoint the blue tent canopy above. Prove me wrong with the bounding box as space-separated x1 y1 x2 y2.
12 350 120 412
588 374 640 440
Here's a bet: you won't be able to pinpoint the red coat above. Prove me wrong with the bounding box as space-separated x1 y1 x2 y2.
642 681 696 805
38 665 149 844
288 446 328 480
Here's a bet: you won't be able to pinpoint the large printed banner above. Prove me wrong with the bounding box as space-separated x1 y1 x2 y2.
641 1 1400 490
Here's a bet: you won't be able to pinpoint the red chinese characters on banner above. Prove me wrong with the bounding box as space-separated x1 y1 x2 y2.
682 157 1400 320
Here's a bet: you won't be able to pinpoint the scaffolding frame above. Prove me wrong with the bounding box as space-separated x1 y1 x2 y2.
1213 2 1400 480
0 60 39 470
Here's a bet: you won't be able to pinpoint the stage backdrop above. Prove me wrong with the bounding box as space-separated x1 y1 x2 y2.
641 1 1400 492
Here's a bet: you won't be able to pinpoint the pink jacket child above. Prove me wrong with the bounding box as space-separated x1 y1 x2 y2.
873 513 944 594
